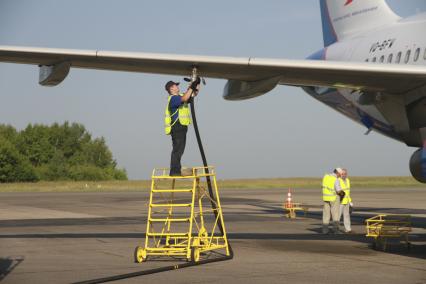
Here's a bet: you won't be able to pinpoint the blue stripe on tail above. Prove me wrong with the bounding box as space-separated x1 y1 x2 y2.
319 0 338 47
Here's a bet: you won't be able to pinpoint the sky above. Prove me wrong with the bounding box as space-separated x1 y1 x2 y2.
0 0 426 180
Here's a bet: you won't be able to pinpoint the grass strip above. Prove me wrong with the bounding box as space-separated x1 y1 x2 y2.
0 176 422 193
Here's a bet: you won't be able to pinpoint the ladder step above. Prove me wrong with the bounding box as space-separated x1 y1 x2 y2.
149 218 190 222
147 233 189 237
152 189 193 193
150 203 192 207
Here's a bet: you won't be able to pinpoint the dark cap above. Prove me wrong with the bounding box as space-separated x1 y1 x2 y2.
165 81 180 92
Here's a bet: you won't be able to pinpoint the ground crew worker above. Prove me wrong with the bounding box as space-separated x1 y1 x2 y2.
164 80 200 176
322 168 343 234
339 169 354 233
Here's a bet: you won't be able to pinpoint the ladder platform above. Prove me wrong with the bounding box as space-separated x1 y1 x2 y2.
151 166 217 179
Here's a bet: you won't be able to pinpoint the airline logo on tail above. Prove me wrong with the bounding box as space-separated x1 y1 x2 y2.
344 0 353 6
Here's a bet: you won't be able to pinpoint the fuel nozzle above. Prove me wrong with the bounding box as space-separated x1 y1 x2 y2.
184 67 206 90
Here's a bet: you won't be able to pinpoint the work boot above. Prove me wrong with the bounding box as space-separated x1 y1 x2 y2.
181 168 193 176
332 221 340 234
322 225 329 234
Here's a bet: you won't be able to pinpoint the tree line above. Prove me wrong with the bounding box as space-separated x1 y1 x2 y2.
0 122 127 182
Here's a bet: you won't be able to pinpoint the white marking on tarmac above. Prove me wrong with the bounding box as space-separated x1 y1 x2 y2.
0 205 101 220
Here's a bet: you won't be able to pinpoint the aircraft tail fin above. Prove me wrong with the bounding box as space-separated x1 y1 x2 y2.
320 0 400 46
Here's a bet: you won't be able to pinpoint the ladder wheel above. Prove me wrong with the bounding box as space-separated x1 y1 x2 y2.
191 248 200 263
134 246 147 263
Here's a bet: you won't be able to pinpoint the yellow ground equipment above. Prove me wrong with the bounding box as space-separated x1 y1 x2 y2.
135 166 230 263
282 189 308 218
365 214 412 251
283 203 309 219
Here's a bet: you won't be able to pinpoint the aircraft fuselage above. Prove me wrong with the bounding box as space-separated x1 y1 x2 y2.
305 12 426 148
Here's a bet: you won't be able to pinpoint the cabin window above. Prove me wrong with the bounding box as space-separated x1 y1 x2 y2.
414 48 421 62
372 57 377 62
404 50 411 63
387 54 393 63
379 55 385 63
396 52 402 63
365 59 369 62
424 48 426 60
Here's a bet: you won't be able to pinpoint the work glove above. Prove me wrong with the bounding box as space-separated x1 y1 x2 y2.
191 77 201 91
349 202 354 207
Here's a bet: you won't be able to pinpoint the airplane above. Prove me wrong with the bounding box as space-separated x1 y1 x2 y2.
0 0 425 183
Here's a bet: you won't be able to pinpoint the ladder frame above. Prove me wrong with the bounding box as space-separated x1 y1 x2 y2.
140 166 230 261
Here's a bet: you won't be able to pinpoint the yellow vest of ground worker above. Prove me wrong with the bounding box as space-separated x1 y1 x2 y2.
339 178 351 205
164 94 191 135
322 174 337 202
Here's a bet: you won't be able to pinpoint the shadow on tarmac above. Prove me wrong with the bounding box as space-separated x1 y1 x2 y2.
302 211 426 228
0 257 24 281
1 202 425 263
239 201 426 227
0 231 424 260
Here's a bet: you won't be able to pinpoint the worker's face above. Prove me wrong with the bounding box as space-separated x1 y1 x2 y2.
169 84 180 95
342 171 347 179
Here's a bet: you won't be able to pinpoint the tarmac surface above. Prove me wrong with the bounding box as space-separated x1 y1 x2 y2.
0 187 425 284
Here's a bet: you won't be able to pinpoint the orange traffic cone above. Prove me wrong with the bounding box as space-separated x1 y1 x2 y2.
286 188 293 209
284 188 297 218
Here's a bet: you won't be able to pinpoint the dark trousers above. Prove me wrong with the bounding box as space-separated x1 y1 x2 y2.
170 122 188 175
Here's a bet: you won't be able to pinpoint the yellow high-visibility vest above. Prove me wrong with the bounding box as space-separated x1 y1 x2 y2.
340 178 351 205
164 94 191 135
322 174 337 202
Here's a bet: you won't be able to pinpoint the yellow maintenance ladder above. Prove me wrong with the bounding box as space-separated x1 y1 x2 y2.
134 166 230 263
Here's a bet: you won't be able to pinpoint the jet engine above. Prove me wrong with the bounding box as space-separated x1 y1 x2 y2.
223 76 281 101
39 62 70 86
409 148 426 183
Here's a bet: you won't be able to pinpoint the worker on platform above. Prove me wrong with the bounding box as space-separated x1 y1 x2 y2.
164 79 200 176
339 168 354 233
322 168 344 234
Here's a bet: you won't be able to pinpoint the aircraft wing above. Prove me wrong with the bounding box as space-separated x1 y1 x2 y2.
1 45 426 100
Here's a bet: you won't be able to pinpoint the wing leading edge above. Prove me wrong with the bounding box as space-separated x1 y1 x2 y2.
1 45 426 97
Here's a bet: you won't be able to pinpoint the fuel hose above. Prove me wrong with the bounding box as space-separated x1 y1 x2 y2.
74 95 233 284
189 96 234 257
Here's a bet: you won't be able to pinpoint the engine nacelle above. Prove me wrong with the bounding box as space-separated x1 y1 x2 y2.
409 148 426 183
39 62 71 86
223 76 281 101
